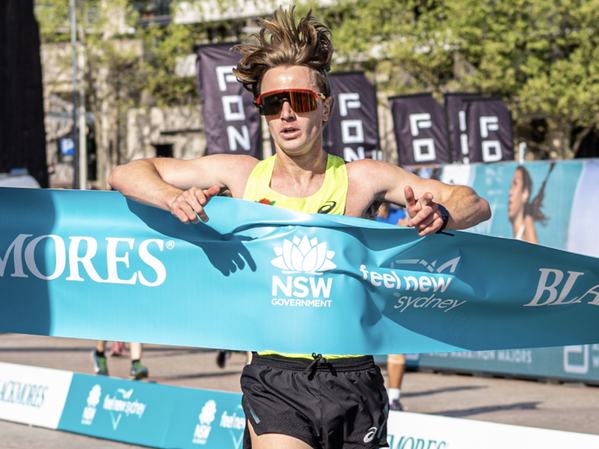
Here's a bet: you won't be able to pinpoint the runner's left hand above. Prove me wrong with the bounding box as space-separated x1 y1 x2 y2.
404 186 446 236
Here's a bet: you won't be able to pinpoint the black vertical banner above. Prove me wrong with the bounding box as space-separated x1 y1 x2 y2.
464 97 514 163
388 93 450 166
444 93 480 164
195 43 262 158
326 72 381 161
445 93 513 163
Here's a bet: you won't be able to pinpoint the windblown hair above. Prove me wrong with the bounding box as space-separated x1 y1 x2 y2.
518 163 554 226
232 6 333 99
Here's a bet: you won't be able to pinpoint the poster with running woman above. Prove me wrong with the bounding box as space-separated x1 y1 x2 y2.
442 159 586 253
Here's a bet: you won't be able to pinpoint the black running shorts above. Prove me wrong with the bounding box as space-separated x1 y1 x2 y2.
241 353 389 449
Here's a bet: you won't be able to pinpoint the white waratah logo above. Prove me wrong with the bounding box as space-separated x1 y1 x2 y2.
193 400 218 445
81 384 102 425
271 236 336 274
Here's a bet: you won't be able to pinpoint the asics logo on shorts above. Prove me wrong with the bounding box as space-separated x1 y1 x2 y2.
363 426 377 443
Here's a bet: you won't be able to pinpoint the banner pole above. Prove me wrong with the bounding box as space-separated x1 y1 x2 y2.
518 142 527 164
70 0 79 190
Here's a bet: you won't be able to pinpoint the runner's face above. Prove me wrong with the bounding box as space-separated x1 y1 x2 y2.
260 66 331 157
508 169 528 221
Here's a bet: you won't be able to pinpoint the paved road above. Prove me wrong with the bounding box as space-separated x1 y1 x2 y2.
1 333 598 448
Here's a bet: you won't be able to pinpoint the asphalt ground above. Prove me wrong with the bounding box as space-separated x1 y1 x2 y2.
1 333 598 448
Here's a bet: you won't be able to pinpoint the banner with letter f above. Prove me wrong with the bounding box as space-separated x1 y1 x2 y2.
389 93 451 165
326 72 381 162
195 43 262 158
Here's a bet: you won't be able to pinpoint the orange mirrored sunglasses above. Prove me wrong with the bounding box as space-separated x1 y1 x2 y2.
255 89 326 116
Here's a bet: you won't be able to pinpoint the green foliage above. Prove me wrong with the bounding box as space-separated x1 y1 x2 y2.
139 23 200 107
35 0 71 43
306 0 599 157
36 0 599 158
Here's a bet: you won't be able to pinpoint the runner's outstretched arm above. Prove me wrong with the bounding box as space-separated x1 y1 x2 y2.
109 155 258 223
346 159 491 235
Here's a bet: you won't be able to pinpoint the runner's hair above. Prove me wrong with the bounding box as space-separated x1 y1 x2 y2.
232 6 333 99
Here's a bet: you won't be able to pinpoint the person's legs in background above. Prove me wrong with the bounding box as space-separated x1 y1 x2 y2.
129 342 148 380
110 341 128 357
92 340 109 376
92 341 148 380
216 350 253 368
387 354 406 411
216 349 231 368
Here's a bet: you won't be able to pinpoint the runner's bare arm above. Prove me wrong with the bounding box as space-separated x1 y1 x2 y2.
346 160 491 235
108 155 258 223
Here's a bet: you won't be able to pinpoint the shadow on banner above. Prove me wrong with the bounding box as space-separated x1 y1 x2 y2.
0 187 54 335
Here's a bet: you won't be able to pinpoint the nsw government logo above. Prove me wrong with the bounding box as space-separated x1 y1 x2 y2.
81 385 102 425
271 235 335 308
193 400 217 445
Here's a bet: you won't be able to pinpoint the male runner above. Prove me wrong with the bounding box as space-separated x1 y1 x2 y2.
109 7 490 448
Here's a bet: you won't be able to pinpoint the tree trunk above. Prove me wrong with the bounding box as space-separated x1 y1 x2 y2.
0 0 48 187
545 119 574 160
572 124 595 157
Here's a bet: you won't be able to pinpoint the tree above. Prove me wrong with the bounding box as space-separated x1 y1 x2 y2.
36 0 599 164
308 0 599 159
37 0 143 187
446 0 599 159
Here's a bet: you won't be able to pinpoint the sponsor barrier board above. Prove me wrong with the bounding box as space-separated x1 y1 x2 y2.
1 362 598 448
405 344 599 384
164 389 245 449
58 373 177 447
57 372 245 449
0 361 72 429
386 410 599 449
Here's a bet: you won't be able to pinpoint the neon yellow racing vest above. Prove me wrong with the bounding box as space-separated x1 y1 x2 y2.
244 153 359 359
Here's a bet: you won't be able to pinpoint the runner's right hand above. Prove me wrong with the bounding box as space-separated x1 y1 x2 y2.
169 185 221 223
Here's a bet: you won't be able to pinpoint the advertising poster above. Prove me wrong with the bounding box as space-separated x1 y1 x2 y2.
461 160 583 251
422 158 599 382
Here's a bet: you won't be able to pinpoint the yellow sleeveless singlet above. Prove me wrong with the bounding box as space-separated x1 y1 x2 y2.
243 154 358 359
243 154 347 215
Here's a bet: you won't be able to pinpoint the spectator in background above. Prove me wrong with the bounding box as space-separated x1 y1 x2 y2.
376 202 410 227
92 341 148 380
110 341 128 357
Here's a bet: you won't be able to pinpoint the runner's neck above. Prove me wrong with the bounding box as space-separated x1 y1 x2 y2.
271 149 328 198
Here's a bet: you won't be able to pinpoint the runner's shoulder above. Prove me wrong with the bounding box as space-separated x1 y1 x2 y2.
346 159 409 185
201 153 259 167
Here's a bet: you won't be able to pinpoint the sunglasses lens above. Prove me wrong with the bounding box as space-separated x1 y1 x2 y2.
259 90 319 115
289 91 317 113
261 93 283 115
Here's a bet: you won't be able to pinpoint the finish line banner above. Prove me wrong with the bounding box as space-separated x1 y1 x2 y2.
1 187 599 354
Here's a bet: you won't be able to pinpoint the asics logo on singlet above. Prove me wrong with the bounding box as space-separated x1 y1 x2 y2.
317 201 337 214
363 426 378 443
271 235 336 274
